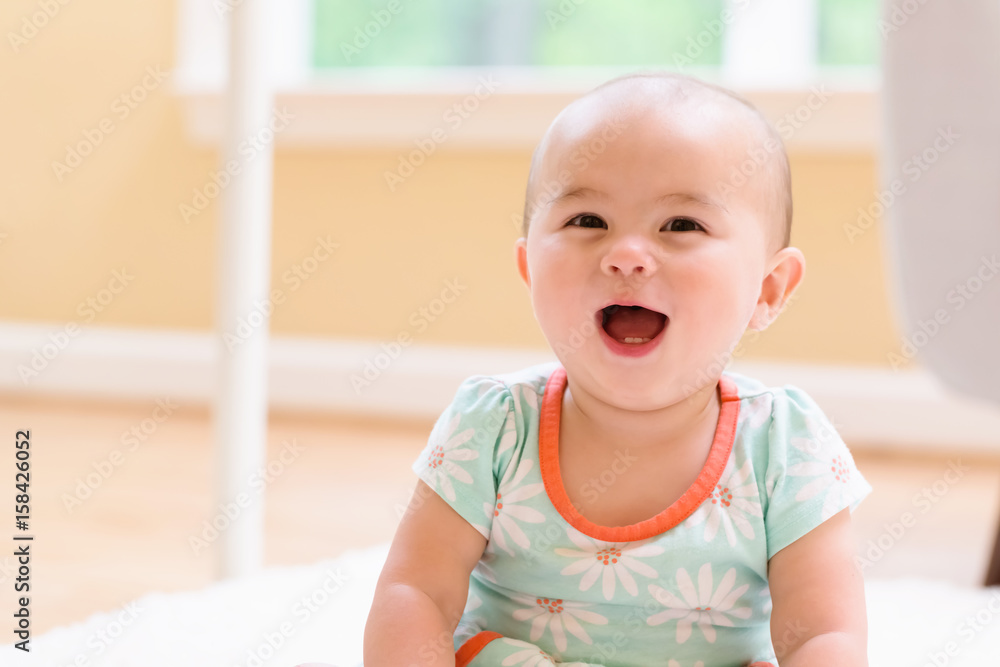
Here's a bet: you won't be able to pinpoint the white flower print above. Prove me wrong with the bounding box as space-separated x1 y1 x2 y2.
787 415 856 520
688 457 762 546
499 638 591 667
508 383 540 437
758 585 772 615
455 591 486 644
741 393 773 430
422 412 479 503
465 591 483 614
764 470 779 501
500 638 557 667
554 528 663 600
471 379 519 457
487 458 546 556
479 381 537 458
474 548 500 584
511 594 608 652
497 409 518 457
647 563 752 644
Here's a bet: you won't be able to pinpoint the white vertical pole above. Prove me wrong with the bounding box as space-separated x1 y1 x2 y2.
215 0 273 579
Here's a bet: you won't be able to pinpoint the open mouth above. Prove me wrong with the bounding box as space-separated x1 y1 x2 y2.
599 305 668 345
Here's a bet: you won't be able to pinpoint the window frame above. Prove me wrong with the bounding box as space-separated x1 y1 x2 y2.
173 0 879 151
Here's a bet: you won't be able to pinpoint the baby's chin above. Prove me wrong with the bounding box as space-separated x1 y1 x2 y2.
565 360 690 404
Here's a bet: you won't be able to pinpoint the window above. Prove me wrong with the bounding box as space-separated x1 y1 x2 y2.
818 0 880 66
315 0 727 68
313 0 879 71
174 0 879 150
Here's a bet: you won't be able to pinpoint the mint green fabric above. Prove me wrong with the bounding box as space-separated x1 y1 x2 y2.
411 362 871 666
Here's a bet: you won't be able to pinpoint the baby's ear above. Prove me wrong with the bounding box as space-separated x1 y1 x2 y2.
748 302 775 332
514 237 530 288
750 247 805 331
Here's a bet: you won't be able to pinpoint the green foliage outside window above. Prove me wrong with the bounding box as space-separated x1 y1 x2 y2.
314 0 878 69
818 0 879 66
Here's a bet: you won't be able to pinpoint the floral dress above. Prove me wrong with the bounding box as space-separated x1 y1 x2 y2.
411 362 871 667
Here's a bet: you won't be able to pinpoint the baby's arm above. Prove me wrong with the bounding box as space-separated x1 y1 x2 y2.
766 508 868 666
364 479 488 667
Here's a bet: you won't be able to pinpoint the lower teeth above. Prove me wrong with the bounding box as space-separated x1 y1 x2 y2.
622 337 650 344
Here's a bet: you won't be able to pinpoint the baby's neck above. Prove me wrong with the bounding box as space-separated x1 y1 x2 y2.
562 377 721 452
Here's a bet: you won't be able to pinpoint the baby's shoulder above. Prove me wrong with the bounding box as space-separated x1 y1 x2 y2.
722 369 853 465
723 369 831 425
455 360 559 413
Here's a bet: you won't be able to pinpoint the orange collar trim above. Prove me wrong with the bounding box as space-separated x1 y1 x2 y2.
538 366 740 542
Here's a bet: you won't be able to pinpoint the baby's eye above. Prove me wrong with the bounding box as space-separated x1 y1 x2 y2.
566 214 607 229
664 218 703 232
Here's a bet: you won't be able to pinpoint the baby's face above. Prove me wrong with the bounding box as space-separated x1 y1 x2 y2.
515 95 782 409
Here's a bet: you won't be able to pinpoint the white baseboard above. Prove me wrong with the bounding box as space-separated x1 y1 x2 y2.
2 322 998 454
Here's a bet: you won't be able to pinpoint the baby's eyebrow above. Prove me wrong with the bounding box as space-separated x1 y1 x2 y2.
656 191 729 213
547 185 608 206
547 187 729 214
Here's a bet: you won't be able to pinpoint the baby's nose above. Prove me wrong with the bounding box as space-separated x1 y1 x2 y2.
601 240 658 278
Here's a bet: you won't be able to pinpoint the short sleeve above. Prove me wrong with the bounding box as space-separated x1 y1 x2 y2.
411 375 517 539
761 385 872 559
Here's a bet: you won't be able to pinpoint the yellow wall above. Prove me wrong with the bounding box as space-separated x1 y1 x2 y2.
0 0 905 367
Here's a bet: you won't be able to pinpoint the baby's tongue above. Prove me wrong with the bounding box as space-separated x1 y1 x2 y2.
603 306 665 342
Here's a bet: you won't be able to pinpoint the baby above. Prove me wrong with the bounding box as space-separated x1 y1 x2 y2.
364 72 872 667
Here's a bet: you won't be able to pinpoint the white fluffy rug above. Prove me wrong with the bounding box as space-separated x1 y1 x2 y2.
2 542 999 666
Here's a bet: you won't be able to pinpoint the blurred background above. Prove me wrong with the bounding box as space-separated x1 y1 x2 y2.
1 0 998 645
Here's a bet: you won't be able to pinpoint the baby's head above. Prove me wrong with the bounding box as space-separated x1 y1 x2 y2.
522 72 793 257
514 72 805 407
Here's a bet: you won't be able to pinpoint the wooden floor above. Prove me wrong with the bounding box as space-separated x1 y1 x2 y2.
1 393 999 636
